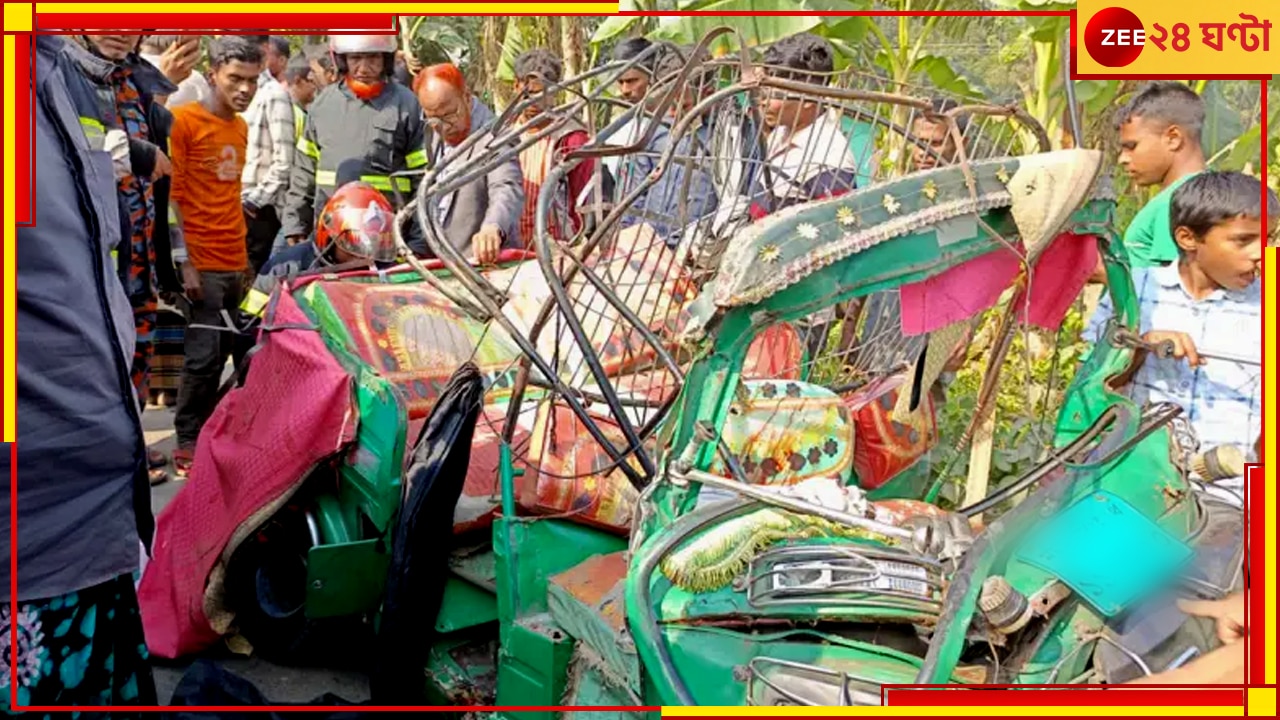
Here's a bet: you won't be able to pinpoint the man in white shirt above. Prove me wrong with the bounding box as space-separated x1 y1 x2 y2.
240 35 298 274
600 38 660 183
750 33 859 213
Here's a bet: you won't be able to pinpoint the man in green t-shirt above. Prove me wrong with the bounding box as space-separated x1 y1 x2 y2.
1115 82 1208 267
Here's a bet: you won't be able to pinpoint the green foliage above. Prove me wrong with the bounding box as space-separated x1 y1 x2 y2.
400 16 474 69
911 53 984 99
496 19 529 83
931 300 1091 506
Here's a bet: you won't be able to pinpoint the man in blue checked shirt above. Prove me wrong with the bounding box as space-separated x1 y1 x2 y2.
1087 171 1273 508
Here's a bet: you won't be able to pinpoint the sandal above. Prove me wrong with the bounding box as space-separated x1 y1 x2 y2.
172 447 195 479
148 446 168 469
149 467 170 486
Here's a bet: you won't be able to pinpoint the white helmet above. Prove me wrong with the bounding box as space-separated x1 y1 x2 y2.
329 34 398 56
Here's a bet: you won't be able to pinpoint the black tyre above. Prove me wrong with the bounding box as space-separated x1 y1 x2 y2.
223 502 323 664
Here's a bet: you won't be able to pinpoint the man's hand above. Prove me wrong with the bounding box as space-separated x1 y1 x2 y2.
286 235 305 247
181 263 203 301
1143 330 1204 367
243 200 259 219
471 224 503 265
151 150 172 180
157 38 200 85
1179 593 1246 644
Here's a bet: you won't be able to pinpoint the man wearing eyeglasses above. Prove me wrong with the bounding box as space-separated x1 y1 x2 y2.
413 62 524 264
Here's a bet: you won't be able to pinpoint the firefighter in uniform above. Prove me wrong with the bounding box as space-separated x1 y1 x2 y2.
281 34 429 251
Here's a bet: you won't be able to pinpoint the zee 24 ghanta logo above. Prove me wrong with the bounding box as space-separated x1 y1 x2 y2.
1084 7 1272 68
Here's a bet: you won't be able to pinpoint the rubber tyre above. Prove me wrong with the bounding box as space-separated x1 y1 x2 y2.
223 503 322 664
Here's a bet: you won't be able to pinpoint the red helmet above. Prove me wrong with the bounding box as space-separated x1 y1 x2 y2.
315 182 399 263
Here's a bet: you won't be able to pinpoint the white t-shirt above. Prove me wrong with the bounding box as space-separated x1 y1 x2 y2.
142 51 212 109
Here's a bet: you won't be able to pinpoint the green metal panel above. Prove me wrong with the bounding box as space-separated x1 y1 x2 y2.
435 577 499 634
340 373 409 534
493 516 628 627
304 539 390 618
290 280 409 536
496 614 575 717
312 492 357 545
450 545 499 593
489 514 626 714
657 625 941 705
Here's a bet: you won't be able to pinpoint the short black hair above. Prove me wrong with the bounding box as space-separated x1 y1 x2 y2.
140 34 183 53
1114 81 1205 142
242 34 270 46
514 48 563 84
917 96 970 135
613 36 656 74
209 35 264 70
761 32 835 83
268 37 292 59
285 53 312 83
1170 170 1279 240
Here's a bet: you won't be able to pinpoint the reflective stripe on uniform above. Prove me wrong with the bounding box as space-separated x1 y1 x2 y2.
79 117 106 150
361 175 411 192
316 170 337 186
405 148 428 169
168 206 178 225
293 105 306 143
240 288 271 318
297 136 320 160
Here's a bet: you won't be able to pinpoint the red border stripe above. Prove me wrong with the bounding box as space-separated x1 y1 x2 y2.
14 34 30 227
1247 464 1264 684
34 13 397 31
885 688 1245 707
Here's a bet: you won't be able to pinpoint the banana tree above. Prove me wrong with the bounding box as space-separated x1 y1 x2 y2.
399 16 475 69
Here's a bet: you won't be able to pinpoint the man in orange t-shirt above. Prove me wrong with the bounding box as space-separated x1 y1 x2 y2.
169 36 263 476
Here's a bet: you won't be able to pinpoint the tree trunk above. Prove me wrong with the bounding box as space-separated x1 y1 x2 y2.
548 16 564 61
482 16 505 102
562 16 582 79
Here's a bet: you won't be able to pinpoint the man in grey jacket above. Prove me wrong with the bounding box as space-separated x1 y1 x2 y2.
1 34 157 709
415 63 524 262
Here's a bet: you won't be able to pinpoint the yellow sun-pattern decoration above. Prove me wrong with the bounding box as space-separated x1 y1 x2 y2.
882 193 902 215
922 179 939 202
996 165 1011 184
836 206 859 226
759 244 782 264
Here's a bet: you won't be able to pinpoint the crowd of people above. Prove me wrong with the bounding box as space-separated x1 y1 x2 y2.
2 26 1269 709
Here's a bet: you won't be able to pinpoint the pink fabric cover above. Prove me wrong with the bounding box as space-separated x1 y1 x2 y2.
899 247 1022 336
137 291 359 659
1013 233 1100 331
898 233 1100 336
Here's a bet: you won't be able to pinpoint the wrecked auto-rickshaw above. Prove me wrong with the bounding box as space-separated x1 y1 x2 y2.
137 30 1245 712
